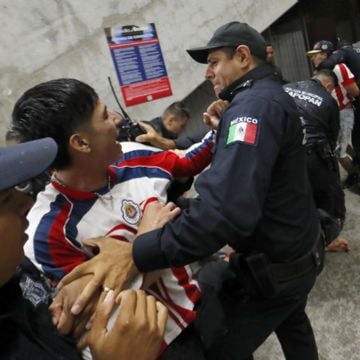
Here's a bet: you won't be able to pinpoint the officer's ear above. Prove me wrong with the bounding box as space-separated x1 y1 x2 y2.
234 45 252 68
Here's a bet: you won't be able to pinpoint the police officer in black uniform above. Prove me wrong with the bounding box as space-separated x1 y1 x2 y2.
131 22 322 359
314 40 360 173
316 41 360 81
63 22 322 360
284 70 346 230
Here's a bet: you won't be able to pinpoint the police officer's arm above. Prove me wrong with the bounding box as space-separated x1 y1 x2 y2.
174 132 206 149
133 95 293 271
316 51 344 71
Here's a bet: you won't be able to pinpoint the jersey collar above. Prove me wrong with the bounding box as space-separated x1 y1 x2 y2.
51 167 117 200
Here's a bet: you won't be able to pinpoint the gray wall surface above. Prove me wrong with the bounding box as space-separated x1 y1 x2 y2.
0 0 297 145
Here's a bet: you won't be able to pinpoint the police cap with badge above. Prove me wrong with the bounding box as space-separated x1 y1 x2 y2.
186 21 267 64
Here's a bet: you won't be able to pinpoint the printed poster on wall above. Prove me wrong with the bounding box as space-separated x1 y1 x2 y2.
105 23 173 107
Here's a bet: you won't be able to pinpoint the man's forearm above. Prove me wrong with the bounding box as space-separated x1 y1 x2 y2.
151 136 176 150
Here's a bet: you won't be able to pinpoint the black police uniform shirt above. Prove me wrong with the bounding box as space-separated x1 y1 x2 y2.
133 64 319 271
0 257 80 360
317 47 360 81
284 79 340 150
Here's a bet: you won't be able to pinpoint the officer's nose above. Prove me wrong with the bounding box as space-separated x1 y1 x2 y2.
205 65 213 80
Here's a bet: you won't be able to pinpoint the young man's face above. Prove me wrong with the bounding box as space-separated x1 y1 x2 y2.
310 52 328 67
205 48 243 97
83 101 123 166
0 188 33 286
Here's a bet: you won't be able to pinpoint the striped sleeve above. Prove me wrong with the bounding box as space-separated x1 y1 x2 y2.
334 63 355 87
118 131 215 177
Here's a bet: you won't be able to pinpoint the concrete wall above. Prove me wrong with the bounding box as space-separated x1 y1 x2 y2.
0 0 297 145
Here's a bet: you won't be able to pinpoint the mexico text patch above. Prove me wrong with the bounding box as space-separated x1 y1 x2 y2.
226 116 259 146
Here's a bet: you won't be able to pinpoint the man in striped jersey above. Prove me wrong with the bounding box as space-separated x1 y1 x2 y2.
0 137 168 360
307 40 360 187
11 78 215 359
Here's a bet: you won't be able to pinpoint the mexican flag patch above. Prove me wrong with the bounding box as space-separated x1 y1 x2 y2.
226 117 259 146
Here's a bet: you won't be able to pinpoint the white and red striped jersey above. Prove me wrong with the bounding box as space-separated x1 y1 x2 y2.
332 63 356 110
25 135 214 350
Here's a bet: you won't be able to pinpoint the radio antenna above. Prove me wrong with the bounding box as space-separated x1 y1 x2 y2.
107 76 132 121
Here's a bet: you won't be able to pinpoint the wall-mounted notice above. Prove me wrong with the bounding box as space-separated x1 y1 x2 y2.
105 23 172 107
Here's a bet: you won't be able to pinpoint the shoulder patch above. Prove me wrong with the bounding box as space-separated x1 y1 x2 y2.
19 275 49 308
226 116 260 146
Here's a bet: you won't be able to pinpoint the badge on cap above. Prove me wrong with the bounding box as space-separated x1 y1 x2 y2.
226 116 259 146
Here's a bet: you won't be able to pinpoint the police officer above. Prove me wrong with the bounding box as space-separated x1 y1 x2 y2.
311 40 360 174
61 22 322 360
315 40 360 82
284 70 347 251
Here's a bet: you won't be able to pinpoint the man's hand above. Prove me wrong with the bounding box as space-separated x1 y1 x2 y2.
137 201 181 237
326 237 349 252
203 99 229 129
49 274 101 337
139 201 181 288
57 237 138 316
135 121 159 143
136 121 176 150
82 289 168 360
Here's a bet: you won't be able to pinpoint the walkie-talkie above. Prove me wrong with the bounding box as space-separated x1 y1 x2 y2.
108 76 145 141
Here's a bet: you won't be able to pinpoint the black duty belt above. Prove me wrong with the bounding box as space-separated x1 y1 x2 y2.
229 228 324 298
305 143 317 156
270 238 323 283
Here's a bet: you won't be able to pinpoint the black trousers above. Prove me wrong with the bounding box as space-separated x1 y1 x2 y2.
158 320 206 360
307 151 345 223
196 260 318 360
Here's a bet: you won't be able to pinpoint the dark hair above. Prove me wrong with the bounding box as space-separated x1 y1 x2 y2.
163 101 190 119
221 46 237 59
221 46 266 66
252 55 267 67
314 69 338 87
11 78 99 170
5 129 23 143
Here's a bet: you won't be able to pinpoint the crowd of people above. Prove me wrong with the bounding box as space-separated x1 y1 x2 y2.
1 19 359 360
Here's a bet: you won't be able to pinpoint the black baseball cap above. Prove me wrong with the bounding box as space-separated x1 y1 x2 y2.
0 138 57 192
187 21 267 64
306 40 335 56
